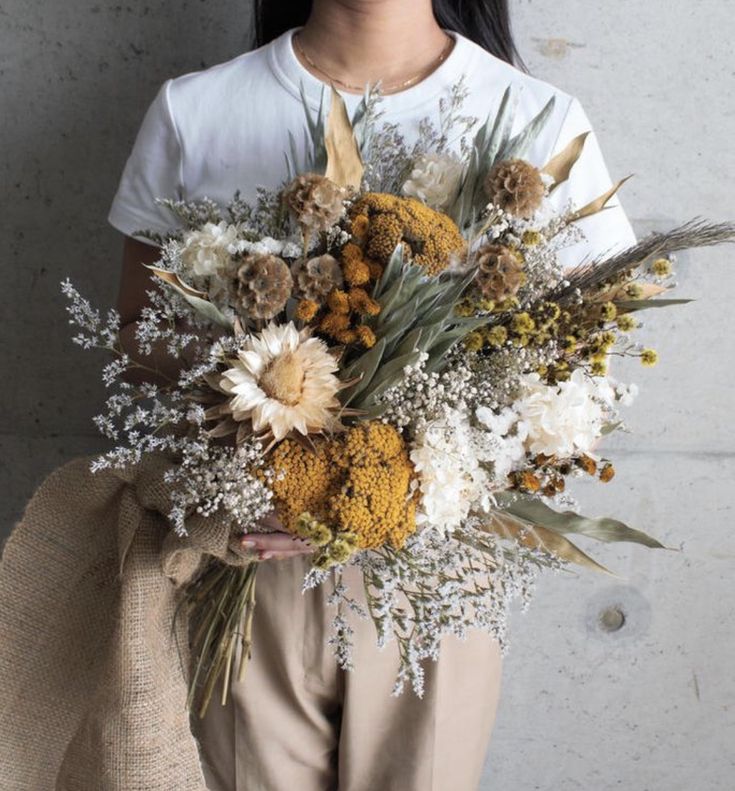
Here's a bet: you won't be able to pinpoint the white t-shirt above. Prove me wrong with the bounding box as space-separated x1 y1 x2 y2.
108 28 637 265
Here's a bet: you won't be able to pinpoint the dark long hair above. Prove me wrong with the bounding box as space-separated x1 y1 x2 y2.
254 1 525 69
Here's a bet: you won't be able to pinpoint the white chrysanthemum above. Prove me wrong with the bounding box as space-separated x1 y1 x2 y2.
401 153 463 211
410 406 490 532
220 322 342 441
513 369 609 458
181 221 239 278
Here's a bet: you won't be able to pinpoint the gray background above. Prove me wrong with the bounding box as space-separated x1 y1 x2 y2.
1 1 733 789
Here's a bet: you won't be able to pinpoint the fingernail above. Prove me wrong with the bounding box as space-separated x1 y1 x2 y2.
241 540 257 549
260 551 273 560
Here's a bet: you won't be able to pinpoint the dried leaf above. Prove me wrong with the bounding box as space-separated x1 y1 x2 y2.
615 297 692 312
496 494 667 548
145 265 234 329
484 512 615 575
568 175 633 222
146 266 208 300
598 282 669 302
542 131 590 190
324 86 364 189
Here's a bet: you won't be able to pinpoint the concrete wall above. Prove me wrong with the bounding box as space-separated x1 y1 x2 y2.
1 1 732 789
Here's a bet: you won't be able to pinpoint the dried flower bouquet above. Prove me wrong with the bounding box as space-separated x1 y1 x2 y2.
63 81 734 715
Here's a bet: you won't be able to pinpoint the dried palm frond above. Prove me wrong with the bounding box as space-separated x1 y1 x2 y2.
553 218 735 301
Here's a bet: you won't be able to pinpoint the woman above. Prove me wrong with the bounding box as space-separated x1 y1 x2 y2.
110 2 637 789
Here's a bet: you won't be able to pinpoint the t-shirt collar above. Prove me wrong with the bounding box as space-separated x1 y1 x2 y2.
267 26 477 115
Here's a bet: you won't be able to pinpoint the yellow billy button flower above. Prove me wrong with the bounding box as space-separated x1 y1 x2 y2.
640 348 659 366
651 257 673 277
485 325 508 347
626 282 644 298
522 229 543 246
590 359 608 376
463 331 484 353
511 312 535 335
600 302 618 322
617 314 637 332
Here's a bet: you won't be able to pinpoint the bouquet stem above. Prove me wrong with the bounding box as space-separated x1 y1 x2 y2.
185 560 259 718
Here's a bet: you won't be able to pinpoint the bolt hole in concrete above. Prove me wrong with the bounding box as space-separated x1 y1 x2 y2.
585 585 651 640
599 606 626 632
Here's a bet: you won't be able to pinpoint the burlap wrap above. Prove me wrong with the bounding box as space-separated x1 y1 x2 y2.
0 454 250 790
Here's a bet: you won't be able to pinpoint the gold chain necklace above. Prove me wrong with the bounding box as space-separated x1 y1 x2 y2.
293 31 455 95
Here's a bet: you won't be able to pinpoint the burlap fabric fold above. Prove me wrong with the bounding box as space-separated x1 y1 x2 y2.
0 453 250 791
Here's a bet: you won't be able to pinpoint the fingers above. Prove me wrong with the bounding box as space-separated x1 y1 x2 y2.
240 531 313 560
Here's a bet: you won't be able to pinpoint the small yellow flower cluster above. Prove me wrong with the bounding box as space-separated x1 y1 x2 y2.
317 283 379 348
269 422 418 552
349 193 466 275
650 257 673 277
295 241 382 349
292 512 361 570
640 348 658 366
512 452 615 494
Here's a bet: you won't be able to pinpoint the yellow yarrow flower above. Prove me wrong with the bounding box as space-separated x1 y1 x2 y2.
270 422 417 551
351 213 369 240
350 193 466 275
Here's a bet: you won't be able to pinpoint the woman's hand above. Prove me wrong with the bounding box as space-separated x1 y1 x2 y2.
240 513 313 561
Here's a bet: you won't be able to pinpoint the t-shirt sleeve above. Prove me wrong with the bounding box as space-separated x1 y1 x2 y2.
107 79 184 244
546 96 638 268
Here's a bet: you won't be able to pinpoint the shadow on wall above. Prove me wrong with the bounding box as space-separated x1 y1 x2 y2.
0 1 253 535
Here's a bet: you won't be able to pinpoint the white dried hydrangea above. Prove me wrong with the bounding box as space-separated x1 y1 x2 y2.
410 404 491 532
513 369 611 457
180 221 239 277
401 152 463 211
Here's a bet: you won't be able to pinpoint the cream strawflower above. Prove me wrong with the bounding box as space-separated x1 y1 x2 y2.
401 153 463 211
513 369 609 458
220 322 344 441
181 221 239 278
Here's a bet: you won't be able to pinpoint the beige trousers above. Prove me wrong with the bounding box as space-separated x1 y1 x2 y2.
191 554 502 791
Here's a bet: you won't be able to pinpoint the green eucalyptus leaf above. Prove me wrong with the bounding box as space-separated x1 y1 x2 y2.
373 245 405 299
393 326 424 358
354 350 422 407
497 95 556 163
340 339 387 408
